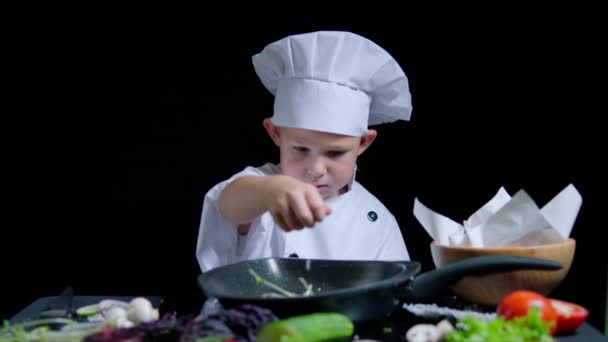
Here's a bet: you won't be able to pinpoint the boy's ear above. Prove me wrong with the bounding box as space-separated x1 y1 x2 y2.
357 129 377 156
263 118 281 146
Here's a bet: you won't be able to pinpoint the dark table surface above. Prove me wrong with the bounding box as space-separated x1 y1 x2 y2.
9 294 608 341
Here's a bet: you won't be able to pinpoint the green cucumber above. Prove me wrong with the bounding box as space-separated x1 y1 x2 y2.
256 312 354 342
75 304 100 317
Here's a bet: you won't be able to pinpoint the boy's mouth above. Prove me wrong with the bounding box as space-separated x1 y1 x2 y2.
314 184 328 188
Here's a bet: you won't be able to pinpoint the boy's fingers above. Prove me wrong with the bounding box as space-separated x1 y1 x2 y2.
272 211 291 231
287 205 308 230
286 196 308 230
306 191 327 223
281 197 303 230
313 204 331 223
286 216 301 231
273 205 297 231
314 206 325 222
289 193 314 228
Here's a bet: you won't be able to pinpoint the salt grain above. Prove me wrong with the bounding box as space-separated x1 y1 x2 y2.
402 303 497 321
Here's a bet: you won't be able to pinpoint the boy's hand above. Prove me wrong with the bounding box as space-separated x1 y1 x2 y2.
265 175 332 231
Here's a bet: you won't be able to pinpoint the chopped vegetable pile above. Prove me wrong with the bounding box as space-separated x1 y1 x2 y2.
1 298 278 342
2 289 590 341
405 289 590 342
84 303 278 342
1 318 104 342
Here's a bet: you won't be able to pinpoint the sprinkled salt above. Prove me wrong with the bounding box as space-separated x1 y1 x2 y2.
402 303 497 321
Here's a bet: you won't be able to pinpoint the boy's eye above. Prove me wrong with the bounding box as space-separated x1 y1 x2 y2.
292 146 309 153
327 150 346 158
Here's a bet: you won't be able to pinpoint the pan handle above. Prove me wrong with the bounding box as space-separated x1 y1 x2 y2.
402 255 562 301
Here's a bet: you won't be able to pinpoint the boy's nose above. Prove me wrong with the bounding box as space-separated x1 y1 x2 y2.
306 160 326 178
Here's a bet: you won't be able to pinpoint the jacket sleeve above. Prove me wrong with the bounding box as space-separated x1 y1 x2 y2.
195 166 269 272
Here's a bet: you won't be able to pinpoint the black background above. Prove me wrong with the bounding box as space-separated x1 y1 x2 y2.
2 2 606 331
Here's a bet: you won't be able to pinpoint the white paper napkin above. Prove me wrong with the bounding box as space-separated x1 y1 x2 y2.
413 184 582 247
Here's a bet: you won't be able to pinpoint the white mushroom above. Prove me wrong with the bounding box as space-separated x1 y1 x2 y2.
436 319 454 336
127 297 159 323
115 316 135 328
104 306 135 328
105 306 127 322
406 324 441 342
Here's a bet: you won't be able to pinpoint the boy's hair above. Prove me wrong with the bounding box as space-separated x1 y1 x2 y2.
252 31 413 137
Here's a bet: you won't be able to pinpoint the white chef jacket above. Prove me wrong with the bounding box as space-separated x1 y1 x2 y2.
195 163 411 273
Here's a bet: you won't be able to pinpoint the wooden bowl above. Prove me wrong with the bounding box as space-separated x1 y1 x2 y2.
430 238 576 306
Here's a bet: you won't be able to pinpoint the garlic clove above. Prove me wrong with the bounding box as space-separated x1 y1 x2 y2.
115 316 134 328
151 308 159 321
437 319 454 336
105 307 127 322
406 324 441 342
127 297 157 323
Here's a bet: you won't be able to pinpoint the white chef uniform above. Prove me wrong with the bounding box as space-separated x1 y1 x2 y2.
196 31 414 272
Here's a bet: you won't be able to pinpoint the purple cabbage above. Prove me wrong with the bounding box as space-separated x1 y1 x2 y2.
84 304 278 342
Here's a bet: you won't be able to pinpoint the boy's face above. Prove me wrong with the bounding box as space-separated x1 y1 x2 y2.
263 119 377 199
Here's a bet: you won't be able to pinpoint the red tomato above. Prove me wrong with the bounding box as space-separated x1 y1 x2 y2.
549 298 589 335
496 290 558 335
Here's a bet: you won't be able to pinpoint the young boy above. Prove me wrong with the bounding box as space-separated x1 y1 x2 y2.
196 31 413 272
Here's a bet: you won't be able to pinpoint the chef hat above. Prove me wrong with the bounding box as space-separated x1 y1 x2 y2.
252 31 412 137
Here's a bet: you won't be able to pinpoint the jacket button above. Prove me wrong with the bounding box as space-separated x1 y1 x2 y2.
367 211 378 222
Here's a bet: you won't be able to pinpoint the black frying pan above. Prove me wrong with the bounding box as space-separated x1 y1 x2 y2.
197 256 561 323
